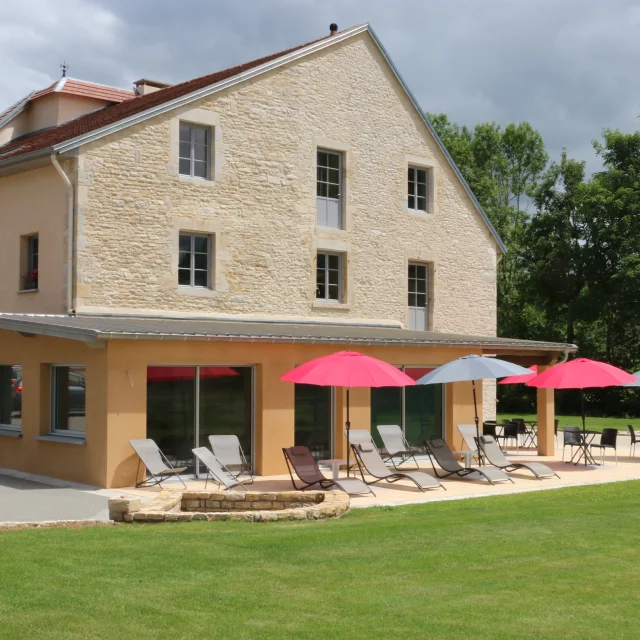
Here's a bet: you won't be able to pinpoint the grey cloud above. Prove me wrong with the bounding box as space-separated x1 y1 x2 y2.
2 0 639 175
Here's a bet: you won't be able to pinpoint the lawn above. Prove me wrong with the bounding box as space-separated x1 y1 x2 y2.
2 483 640 639
498 413 640 432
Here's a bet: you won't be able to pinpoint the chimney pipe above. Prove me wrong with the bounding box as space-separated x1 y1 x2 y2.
330 23 338 35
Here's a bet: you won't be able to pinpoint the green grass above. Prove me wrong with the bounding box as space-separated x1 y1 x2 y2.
2 483 640 639
498 413 640 432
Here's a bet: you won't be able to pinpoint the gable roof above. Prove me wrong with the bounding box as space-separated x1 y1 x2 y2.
30 78 135 103
0 24 506 253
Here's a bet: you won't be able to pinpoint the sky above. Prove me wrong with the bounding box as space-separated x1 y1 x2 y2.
1 0 639 175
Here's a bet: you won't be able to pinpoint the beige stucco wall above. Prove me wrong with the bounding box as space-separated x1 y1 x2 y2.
0 163 70 313
73 32 498 337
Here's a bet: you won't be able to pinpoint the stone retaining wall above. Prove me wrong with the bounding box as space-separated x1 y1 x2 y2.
109 490 349 523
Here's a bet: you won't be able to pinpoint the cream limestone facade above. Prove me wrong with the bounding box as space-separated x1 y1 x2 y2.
66 32 498 335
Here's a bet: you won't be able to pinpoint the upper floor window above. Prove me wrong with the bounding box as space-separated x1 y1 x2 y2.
316 150 342 228
408 166 429 212
179 233 212 288
316 252 342 302
20 234 38 291
179 123 210 179
408 262 429 331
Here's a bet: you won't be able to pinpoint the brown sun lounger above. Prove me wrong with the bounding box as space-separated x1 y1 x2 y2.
351 442 444 492
424 438 512 485
283 446 373 496
478 435 560 480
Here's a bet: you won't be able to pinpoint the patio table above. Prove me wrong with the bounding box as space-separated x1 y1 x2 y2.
319 458 348 481
567 430 600 466
453 450 474 468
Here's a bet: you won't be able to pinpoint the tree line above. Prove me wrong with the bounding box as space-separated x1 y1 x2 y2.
428 114 640 417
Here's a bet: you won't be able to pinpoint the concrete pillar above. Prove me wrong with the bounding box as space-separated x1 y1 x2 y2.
536 366 555 456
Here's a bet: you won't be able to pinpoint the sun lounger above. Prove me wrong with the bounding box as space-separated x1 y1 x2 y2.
130 438 187 488
478 435 560 480
424 438 512 485
457 424 482 463
209 434 254 483
282 446 373 496
376 424 420 469
350 442 444 492
192 446 248 490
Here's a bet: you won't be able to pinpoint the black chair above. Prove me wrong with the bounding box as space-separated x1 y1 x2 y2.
513 418 536 448
590 428 618 465
628 425 640 458
483 421 498 438
554 419 559 446
496 421 519 452
562 426 582 462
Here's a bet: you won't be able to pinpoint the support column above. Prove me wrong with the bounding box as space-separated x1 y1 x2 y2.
536 365 555 456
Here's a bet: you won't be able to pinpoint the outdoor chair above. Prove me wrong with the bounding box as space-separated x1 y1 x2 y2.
130 439 187 489
282 446 373 496
483 421 498 438
513 418 536 448
495 421 519 452
478 435 560 480
346 430 379 474
457 424 482 464
562 426 582 462
555 419 559 446
350 441 445 492
589 428 618 465
192 447 248 491
424 439 512 485
376 424 420 469
628 425 640 458
209 434 254 483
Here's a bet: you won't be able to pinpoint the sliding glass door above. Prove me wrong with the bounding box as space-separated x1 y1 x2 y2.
294 384 333 460
147 365 253 477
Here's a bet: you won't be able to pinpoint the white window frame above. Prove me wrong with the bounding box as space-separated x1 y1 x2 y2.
179 122 210 179
0 364 22 432
408 165 429 212
50 364 86 437
316 251 343 302
316 149 343 228
178 233 213 289
408 262 429 331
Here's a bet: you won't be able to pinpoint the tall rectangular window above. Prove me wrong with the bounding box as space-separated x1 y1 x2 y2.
0 365 21 431
408 166 428 212
316 150 342 228
179 123 210 179
51 365 86 434
179 233 212 288
316 252 342 302
408 262 429 330
21 234 38 291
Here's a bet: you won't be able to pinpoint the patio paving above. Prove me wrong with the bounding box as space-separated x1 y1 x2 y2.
124 440 640 508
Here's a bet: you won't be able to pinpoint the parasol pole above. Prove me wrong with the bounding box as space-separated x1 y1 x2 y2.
472 379 481 465
346 387 351 477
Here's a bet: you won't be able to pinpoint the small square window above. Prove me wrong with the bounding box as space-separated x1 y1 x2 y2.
316 252 343 302
179 123 211 179
408 166 430 212
178 233 213 288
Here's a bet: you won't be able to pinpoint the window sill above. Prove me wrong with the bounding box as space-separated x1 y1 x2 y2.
36 434 86 445
17 288 39 294
177 286 218 298
0 428 22 438
312 301 352 311
178 174 216 188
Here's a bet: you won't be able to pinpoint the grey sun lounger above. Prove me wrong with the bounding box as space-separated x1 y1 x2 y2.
478 435 560 480
192 447 248 491
351 442 445 492
283 446 373 496
424 439 512 485
377 425 420 469
130 438 187 489
209 435 254 483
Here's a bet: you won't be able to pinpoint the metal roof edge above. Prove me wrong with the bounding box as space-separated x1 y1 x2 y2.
0 91 35 130
366 25 507 254
0 316 98 342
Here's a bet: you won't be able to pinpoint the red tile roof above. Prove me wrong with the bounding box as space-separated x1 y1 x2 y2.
29 78 135 103
0 32 330 163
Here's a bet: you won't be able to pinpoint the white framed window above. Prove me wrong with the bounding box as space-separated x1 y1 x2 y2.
408 262 429 330
179 123 210 179
179 233 212 288
408 166 429 212
50 365 86 435
316 150 342 228
316 252 342 302
0 364 22 431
